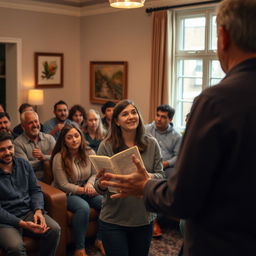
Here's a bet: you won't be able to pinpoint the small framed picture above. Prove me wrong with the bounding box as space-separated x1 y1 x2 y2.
35 52 63 88
90 61 128 104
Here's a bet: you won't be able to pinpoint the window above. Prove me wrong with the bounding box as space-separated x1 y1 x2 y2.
171 7 225 132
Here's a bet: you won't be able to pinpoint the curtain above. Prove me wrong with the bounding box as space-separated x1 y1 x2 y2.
149 10 171 122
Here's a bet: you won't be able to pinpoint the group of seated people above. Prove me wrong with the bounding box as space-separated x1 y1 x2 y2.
0 99 182 256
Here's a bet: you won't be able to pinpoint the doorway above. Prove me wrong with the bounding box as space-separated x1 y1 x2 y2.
0 38 22 126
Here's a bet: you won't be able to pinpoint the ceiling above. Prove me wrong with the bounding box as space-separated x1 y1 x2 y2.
0 0 213 16
31 0 106 7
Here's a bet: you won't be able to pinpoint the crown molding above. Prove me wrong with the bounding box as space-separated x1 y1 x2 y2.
0 0 215 17
0 0 81 16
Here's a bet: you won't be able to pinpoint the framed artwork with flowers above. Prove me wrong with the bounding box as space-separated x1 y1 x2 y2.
35 52 63 88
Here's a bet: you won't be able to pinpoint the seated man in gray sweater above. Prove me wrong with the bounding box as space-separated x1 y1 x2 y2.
14 111 55 181
146 104 181 178
146 104 182 237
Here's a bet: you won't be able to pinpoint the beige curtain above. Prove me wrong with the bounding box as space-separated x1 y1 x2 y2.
149 10 168 122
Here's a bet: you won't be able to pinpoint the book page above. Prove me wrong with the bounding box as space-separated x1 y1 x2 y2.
89 155 113 172
89 155 117 193
111 146 144 175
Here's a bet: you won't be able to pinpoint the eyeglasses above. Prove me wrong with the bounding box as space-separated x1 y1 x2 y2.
0 145 14 152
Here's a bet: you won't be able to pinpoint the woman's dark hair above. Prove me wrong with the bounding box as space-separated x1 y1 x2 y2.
68 104 87 128
106 99 148 153
51 123 90 180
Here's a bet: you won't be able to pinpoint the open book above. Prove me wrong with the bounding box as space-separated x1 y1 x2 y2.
89 146 144 193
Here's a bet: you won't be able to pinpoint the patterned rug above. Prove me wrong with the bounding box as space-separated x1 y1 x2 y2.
149 228 183 256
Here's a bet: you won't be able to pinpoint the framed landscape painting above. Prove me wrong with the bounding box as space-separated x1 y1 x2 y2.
90 61 128 104
35 52 63 88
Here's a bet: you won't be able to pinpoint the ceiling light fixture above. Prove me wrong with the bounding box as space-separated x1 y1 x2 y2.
109 0 145 8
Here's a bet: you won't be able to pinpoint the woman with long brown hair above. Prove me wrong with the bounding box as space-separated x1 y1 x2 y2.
95 100 164 256
51 123 103 256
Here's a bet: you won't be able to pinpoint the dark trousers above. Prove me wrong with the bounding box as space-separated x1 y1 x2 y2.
0 211 60 256
100 220 153 256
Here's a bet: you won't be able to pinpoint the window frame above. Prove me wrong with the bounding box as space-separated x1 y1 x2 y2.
171 6 222 132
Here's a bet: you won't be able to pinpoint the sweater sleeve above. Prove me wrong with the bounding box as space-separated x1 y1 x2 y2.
52 153 78 194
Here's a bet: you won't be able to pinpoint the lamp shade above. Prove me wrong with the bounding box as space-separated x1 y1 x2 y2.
28 89 44 105
109 0 145 8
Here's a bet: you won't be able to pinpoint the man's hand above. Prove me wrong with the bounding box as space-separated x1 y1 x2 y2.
50 123 65 136
55 123 65 131
32 148 45 160
19 218 49 234
33 209 47 229
101 155 150 199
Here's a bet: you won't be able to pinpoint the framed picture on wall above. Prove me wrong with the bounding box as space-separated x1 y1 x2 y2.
90 61 128 104
35 52 63 88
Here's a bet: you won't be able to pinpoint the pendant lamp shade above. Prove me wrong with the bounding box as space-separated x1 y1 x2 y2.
109 0 145 8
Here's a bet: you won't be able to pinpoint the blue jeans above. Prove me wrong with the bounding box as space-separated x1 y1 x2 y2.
67 194 102 249
99 220 153 256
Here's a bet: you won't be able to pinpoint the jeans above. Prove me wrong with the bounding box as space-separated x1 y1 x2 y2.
67 194 102 249
99 220 153 256
0 211 60 256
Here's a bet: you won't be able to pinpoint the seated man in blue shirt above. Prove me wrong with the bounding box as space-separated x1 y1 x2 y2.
0 131 60 256
146 104 181 178
43 100 71 140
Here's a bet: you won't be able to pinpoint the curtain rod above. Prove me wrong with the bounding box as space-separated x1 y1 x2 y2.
145 0 222 13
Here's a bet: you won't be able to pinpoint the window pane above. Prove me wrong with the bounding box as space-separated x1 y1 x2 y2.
209 60 225 86
181 101 193 127
177 59 203 99
210 15 217 50
181 17 206 51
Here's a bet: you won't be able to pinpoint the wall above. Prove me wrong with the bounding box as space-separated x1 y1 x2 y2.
0 5 153 125
0 7 80 123
81 8 153 123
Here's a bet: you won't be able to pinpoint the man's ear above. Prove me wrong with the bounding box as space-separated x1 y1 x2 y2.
219 26 230 51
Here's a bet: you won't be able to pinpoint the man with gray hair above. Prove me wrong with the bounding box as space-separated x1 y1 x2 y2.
14 111 55 180
97 1 256 255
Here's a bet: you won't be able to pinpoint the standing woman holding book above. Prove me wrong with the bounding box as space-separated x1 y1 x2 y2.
51 123 104 256
94 99 164 256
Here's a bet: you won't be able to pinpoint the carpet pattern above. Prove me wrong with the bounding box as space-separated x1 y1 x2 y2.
149 228 183 256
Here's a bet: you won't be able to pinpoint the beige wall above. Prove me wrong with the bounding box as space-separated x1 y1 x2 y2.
0 7 81 123
0 6 153 125
81 8 153 123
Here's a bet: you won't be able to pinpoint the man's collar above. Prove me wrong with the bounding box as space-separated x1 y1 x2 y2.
23 132 42 143
153 121 172 133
